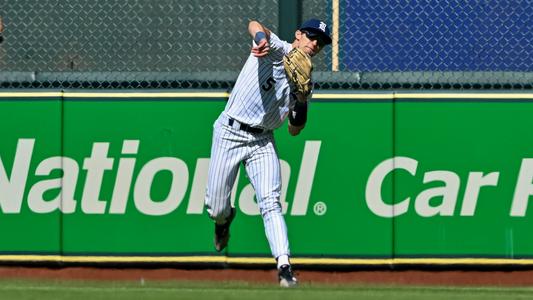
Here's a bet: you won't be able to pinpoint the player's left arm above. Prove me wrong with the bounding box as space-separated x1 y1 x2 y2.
288 95 308 136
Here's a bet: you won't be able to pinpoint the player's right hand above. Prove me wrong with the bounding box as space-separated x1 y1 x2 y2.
252 39 270 57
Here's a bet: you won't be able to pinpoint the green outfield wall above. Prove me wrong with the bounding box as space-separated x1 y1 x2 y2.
1 90 533 266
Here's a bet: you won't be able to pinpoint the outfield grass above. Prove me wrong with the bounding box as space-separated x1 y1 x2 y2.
0 279 532 300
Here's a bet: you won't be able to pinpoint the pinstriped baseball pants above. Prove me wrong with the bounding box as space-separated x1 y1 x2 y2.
205 113 290 258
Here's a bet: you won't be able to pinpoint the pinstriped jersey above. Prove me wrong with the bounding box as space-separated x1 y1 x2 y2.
225 32 296 131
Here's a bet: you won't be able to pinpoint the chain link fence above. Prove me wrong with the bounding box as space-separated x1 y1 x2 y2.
0 0 532 89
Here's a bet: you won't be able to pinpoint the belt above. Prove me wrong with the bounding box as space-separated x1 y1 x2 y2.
228 118 264 134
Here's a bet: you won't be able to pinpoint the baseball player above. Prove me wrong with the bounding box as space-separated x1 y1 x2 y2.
205 19 331 287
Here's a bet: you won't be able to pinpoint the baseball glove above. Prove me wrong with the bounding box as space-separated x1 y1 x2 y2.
283 48 313 99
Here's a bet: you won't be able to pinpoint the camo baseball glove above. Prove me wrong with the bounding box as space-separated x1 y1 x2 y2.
283 47 313 100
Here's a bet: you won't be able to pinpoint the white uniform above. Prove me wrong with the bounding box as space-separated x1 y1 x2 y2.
205 32 296 259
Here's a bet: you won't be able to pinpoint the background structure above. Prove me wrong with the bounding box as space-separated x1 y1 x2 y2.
1 0 532 89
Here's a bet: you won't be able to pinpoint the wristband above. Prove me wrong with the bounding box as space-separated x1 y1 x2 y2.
254 31 266 44
288 100 308 126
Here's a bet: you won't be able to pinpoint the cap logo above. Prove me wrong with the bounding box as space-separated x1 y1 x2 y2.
319 22 327 32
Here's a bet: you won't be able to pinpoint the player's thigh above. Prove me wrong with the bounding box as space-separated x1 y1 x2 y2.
244 139 282 210
206 127 246 203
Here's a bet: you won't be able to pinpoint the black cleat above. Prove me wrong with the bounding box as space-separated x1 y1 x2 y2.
278 264 298 288
214 208 236 252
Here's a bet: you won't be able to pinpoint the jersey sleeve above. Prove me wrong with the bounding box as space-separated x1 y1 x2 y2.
266 32 292 62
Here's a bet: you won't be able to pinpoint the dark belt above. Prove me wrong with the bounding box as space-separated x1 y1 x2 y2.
228 118 264 134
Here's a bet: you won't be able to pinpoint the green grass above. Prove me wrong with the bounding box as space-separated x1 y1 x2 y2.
1 279 533 300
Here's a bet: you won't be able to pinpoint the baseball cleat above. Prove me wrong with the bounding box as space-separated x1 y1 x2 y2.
214 207 236 252
278 264 298 288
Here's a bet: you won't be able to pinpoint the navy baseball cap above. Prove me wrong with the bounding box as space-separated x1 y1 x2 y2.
299 19 332 45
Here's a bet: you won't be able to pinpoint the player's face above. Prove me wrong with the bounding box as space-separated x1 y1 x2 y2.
297 30 325 57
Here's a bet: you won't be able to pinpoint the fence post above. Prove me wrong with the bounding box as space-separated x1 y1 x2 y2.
278 0 302 42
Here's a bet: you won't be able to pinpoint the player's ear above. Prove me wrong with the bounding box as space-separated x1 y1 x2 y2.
295 30 302 40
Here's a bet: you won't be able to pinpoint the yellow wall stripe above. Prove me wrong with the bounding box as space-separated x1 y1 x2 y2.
62 92 230 98
313 93 394 99
0 92 231 98
0 92 63 97
2 255 533 266
2 92 533 100
394 93 533 99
